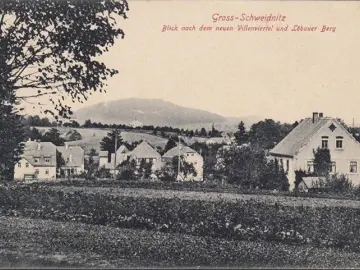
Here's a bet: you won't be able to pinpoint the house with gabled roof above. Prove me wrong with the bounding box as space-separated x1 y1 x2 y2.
56 143 85 176
162 145 204 181
127 141 162 171
115 145 130 166
14 140 57 181
269 112 360 190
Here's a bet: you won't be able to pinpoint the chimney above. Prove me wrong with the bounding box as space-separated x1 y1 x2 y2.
28 138 32 142
65 143 69 150
312 112 319 123
319 112 324 118
69 154 72 163
37 143 41 150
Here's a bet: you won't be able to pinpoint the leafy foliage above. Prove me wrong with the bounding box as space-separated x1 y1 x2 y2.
0 105 25 181
248 119 294 150
1 0 129 118
313 147 332 177
42 128 65 146
234 121 248 145
100 129 123 161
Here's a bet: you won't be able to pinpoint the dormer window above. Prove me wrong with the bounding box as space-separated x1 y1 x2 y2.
336 136 343 149
34 158 40 164
45 157 50 163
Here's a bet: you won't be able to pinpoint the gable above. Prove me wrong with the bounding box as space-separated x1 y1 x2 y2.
269 117 360 157
296 118 360 157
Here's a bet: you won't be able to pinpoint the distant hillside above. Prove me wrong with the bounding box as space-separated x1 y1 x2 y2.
74 98 260 131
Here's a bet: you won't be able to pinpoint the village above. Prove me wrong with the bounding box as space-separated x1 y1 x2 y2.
12 111 360 194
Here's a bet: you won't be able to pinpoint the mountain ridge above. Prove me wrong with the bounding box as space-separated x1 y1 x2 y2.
74 98 260 131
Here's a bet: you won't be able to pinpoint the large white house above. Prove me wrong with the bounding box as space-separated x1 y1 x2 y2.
269 112 360 190
14 140 57 181
56 144 85 176
162 145 204 181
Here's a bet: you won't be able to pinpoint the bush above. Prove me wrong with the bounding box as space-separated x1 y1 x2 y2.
313 174 354 194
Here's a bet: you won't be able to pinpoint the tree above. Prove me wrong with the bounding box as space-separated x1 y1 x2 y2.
164 137 177 153
83 120 93 128
248 119 284 150
313 147 332 177
85 148 98 179
138 159 153 179
2 0 129 119
118 159 137 180
42 128 65 146
100 129 123 161
171 156 197 181
56 150 65 177
23 126 43 141
234 121 248 145
0 105 25 181
200 128 207 137
216 145 266 188
259 159 289 191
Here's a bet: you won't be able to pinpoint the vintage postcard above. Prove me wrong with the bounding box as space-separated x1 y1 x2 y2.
1 0 360 268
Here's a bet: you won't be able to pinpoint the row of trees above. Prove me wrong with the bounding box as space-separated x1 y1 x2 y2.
22 114 224 139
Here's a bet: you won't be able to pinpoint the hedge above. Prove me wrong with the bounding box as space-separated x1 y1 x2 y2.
1 185 360 251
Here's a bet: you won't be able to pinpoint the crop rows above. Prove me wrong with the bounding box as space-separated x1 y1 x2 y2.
0 185 360 251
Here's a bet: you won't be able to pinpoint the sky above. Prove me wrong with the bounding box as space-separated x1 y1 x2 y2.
22 0 360 125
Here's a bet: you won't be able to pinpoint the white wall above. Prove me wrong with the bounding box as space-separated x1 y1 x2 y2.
296 119 360 186
180 152 204 181
14 158 56 181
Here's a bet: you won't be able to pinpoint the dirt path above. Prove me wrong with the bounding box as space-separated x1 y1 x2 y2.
50 185 360 208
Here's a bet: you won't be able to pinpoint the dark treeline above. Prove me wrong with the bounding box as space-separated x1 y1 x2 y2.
22 115 224 138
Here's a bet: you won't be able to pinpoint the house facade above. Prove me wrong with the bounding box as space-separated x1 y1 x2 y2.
269 112 360 190
162 146 204 181
127 141 162 171
56 144 85 176
115 145 130 166
99 151 109 168
14 140 57 181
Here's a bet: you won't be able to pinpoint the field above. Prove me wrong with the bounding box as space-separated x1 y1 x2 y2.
49 185 360 208
36 126 168 153
2 183 360 267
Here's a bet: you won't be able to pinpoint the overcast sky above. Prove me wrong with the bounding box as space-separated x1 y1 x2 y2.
23 0 360 125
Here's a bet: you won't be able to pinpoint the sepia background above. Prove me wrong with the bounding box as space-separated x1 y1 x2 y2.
23 0 360 125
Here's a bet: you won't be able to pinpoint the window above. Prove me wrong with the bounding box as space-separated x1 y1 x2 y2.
350 161 357 173
336 140 343 149
34 158 39 163
286 160 289 172
336 136 343 149
35 169 39 175
45 169 49 175
331 162 336 173
321 140 328 148
17 163 21 168
25 163 29 168
307 161 314 173
45 157 50 163
191 153 194 156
